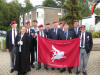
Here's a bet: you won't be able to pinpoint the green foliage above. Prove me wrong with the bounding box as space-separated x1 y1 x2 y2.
61 0 82 27
55 0 65 7
94 8 100 15
92 31 100 38
79 0 91 17
43 0 57 7
24 0 33 12
0 0 33 31
43 0 66 8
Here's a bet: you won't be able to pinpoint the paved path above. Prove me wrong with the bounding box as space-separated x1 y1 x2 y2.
0 51 100 75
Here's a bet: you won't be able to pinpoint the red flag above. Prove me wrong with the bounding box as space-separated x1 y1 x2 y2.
38 35 80 68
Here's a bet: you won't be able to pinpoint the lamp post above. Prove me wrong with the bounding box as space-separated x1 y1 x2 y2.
21 3 26 26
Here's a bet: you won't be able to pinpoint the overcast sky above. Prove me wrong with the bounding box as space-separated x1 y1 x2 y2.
6 0 44 6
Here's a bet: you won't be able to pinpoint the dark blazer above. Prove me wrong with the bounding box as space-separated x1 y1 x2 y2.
79 32 93 53
70 27 81 38
37 30 47 37
48 28 63 40
27 29 35 39
27 29 35 49
6 29 18 51
44 29 50 38
62 29 73 40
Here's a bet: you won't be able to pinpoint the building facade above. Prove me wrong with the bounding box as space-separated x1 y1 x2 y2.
19 6 66 27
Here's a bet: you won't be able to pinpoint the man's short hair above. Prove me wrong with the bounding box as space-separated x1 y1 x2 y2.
32 20 38 23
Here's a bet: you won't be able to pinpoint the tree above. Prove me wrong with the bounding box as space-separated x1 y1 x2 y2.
24 0 33 12
43 0 57 7
0 0 10 30
0 0 34 30
55 0 65 7
60 0 82 27
79 0 91 17
94 8 100 15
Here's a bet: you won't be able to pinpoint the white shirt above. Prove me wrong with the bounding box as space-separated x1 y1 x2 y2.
54 28 58 35
74 27 79 34
31 27 39 33
39 31 44 37
80 32 85 48
19 34 24 52
12 29 17 45
27 28 30 35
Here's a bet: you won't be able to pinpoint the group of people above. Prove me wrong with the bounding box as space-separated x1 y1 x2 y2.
6 19 93 75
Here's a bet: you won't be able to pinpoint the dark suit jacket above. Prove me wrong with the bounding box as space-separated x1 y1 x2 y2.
70 27 81 38
28 29 35 39
79 32 93 53
37 31 47 38
61 29 73 40
6 29 18 51
48 28 63 40
27 29 35 50
44 29 50 38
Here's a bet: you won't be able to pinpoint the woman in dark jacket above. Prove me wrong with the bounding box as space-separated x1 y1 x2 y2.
15 26 31 75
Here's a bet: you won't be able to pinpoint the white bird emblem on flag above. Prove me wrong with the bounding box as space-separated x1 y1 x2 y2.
51 45 66 62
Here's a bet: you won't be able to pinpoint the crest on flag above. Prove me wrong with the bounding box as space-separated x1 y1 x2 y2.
51 45 66 62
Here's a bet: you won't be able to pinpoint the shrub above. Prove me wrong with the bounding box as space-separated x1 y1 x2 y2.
92 31 100 38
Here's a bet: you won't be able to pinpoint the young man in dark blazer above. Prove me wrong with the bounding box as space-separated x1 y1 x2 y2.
26 21 35 68
6 21 18 73
31 20 39 68
44 23 51 38
70 20 81 38
76 25 93 75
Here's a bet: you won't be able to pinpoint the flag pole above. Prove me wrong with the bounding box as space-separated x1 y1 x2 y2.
37 34 38 64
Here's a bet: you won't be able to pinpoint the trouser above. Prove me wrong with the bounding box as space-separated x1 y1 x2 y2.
17 53 25 75
9 46 16 69
78 48 90 72
44 64 48 68
33 40 37 62
38 62 41 68
30 48 34 65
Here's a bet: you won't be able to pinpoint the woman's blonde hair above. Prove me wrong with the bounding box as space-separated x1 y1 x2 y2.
19 26 26 33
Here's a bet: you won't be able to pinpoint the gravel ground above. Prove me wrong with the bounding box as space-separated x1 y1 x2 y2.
0 50 100 75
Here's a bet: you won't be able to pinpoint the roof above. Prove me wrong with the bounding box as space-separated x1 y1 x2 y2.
21 6 65 15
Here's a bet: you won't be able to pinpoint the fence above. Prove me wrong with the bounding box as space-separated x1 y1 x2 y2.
0 37 6 51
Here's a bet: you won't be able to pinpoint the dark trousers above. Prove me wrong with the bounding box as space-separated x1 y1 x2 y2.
30 48 34 65
9 46 16 69
33 39 41 68
33 39 37 62
17 53 25 74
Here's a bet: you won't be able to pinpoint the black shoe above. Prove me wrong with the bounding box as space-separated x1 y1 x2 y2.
60 68 66 73
31 64 35 68
57 68 60 70
76 71 80 75
83 72 87 75
68 69 72 74
36 67 41 70
17 72 21 75
51 68 55 70
22 73 25 75
10 69 14 73
44 67 48 70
